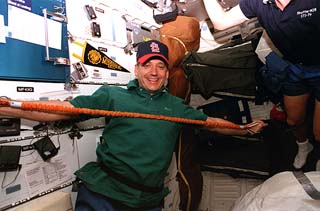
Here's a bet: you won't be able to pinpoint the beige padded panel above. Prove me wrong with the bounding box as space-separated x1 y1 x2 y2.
13 191 72 211
198 172 263 211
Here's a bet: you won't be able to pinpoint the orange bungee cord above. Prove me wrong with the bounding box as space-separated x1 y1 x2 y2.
0 98 247 129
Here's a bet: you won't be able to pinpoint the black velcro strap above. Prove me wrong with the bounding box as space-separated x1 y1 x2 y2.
99 162 163 193
21 144 35 151
293 171 320 200
153 5 178 24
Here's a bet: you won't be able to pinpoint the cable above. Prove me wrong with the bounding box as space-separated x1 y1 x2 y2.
161 34 188 55
1 165 22 189
177 133 191 211
0 96 10 100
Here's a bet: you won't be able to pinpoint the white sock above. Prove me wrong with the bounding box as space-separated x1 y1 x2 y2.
293 140 313 169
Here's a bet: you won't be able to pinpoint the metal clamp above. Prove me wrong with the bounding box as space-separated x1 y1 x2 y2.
43 8 70 65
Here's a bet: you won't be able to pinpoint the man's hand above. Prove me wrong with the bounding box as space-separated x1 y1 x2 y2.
245 120 268 135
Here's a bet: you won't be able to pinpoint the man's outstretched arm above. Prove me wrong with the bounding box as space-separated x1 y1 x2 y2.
203 0 249 30
204 117 267 136
0 100 76 122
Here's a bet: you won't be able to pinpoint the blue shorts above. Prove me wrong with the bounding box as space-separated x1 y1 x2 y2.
282 64 320 101
75 183 162 211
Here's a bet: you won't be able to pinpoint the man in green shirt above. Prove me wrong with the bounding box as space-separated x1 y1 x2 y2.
0 40 266 210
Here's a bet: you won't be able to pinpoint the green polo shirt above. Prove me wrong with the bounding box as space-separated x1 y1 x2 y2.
70 79 207 208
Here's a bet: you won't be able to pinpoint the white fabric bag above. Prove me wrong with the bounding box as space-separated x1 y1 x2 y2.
232 171 320 211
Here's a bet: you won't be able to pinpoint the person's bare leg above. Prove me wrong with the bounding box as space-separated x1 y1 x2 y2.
313 100 320 143
313 100 320 170
284 94 313 169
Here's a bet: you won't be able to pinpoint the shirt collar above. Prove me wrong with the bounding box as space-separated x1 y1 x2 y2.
127 79 168 95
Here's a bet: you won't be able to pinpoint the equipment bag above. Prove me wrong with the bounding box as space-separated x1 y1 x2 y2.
182 42 258 99
197 132 270 179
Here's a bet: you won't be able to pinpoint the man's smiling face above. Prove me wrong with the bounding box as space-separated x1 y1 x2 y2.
134 59 169 94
